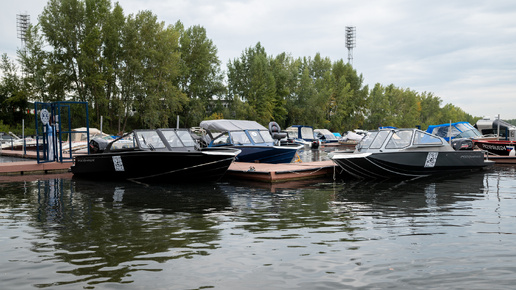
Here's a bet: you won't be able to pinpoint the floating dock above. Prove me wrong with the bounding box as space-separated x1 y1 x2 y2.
226 161 336 183
0 160 71 176
485 155 516 164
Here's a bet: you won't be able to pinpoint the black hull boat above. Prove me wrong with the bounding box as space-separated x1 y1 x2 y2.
330 128 493 180
71 128 240 183
331 151 488 179
473 140 516 156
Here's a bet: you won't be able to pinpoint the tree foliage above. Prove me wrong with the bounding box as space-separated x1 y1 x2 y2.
0 0 484 136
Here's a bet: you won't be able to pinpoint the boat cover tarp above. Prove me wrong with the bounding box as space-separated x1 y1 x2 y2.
200 119 267 132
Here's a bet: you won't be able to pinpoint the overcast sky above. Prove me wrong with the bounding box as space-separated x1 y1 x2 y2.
2 0 516 121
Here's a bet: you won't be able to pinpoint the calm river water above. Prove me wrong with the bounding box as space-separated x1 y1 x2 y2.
1 161 516 289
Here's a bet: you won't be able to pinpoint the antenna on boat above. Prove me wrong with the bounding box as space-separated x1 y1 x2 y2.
497 114 501 140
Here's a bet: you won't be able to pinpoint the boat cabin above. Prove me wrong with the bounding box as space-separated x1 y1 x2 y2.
91 128 198 153
199 119 277 147
209 129 276 147
425 122 482 141
356 128 457 153
284 125 318 142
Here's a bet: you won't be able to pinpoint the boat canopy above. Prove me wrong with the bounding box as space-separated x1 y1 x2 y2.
285 125 317 141
314 129 339 141
200 119 267 132
69 127 110 142
426 122 482 141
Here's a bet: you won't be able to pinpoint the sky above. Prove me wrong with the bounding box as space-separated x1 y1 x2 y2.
2 0 516 121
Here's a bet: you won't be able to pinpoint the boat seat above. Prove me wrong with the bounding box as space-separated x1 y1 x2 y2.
269 121 287 140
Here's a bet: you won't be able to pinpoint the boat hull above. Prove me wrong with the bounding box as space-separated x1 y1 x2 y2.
71 149 237 183
331 151 491 179
474 140 516 156
233 145 300 164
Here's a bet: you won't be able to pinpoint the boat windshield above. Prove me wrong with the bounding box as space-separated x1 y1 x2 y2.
231 131 252 145
358 131 378 149
286 130 298 139
260 130 275 143
454 123 482 138
385 130 413 149
247 130 264 144
300 127 314 139
413 131 443 145
176 130 196 147
161 130 196 147
369 130 390 149
211 132 231 146
136 131 166 149
110 134 137 150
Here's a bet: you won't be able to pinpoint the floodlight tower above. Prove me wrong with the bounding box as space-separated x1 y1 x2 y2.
17 13 30 48
345 26 356 65
17 13 30 78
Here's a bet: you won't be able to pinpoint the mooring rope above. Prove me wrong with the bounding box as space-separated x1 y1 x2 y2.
127 156 235 183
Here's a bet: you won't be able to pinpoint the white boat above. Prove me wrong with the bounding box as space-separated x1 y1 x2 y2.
61 127 113 153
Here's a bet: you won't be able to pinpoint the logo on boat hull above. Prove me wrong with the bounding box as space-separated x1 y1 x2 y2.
425 152 438 168
112 156 125 171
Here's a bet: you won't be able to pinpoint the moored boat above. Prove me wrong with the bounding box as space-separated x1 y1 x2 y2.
426 121 484 141
283 125 320 148
71 128 240 183
314 129 340 145
473 117 516 156
329 128 493 180
199 119 303 164
474 140 516 156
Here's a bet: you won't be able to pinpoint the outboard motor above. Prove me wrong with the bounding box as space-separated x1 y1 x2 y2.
268 122 287 145
451 138 473 151
89 137 110 153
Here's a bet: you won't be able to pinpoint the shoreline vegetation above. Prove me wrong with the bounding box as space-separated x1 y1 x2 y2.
1 0 513 137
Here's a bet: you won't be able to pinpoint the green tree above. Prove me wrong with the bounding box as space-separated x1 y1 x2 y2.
363 83 389 129
227 42 277 125
418 92 442 129
0 54 27 126
18 25 49 102
39 0 87 101
125 11 187 129
175 22 225 127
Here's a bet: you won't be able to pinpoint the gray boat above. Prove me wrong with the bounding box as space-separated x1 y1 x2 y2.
329 128 493 179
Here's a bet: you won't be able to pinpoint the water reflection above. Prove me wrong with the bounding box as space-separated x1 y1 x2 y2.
334 171 487 210
220 179 353 237
2 166 515 289
1 178 231 287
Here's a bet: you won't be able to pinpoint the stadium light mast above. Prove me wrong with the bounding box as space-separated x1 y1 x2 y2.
345 26 356 65
17 13 30 78
17 13 30 48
